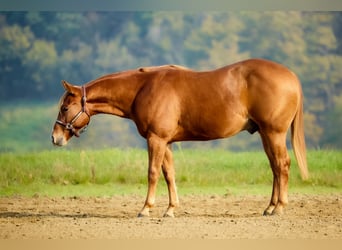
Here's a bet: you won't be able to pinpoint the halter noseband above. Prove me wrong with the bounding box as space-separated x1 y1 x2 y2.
56 86 90 137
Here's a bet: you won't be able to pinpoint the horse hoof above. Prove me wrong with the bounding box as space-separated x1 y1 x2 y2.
263 211 271 216
163 212 175 218
263 206 275 216
263 206 284 216
271 207 284 216
137 212 150 218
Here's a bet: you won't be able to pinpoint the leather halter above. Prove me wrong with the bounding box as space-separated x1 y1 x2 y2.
55 86 90 137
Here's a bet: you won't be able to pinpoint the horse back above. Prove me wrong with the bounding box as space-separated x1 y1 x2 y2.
133 59 302 141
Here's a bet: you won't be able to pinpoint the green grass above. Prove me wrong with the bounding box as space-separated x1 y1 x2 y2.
0 149 341 197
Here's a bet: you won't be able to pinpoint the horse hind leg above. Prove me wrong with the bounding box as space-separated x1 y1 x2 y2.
260 130 291 216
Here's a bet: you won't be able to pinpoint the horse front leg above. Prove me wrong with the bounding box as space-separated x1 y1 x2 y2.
138 134 167 217
162 144 179 217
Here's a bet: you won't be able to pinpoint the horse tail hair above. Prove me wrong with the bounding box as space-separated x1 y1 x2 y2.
291 87 309 180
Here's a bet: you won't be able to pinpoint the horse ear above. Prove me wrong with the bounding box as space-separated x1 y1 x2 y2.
61 80 75 94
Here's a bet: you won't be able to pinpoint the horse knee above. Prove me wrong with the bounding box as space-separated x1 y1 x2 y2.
148 167 161 183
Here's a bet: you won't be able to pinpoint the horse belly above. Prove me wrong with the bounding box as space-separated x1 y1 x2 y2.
175 111 247 141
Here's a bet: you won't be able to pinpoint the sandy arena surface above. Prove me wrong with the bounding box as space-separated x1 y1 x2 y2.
0 194 341 239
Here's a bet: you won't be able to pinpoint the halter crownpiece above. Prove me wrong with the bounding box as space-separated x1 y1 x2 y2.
55 85 90 137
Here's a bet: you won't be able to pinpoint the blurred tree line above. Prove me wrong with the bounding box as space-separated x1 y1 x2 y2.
0 11 341 150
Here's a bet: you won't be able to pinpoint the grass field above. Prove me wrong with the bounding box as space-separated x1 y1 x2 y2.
0 149 341 197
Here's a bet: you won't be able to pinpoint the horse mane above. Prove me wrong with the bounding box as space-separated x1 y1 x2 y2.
138 64 190 72
82 64 191 88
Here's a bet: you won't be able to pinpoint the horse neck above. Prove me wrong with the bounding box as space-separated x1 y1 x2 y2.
85 74 142 118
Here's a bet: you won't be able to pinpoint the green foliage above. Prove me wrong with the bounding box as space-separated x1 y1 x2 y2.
0 149 340 197
0 11 341 149
0 102 57 152
322 94 342 148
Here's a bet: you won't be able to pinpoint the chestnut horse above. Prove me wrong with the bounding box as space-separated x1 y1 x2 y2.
52 59 308 217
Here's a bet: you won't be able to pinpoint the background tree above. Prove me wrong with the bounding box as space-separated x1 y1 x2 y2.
0 11 341 151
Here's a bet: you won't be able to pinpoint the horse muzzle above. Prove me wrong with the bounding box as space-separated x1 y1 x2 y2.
51 134 67 146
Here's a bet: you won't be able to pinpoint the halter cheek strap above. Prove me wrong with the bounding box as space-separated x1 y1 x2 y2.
55 86 90 137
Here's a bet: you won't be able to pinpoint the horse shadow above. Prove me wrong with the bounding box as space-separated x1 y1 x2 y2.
0 211 129 219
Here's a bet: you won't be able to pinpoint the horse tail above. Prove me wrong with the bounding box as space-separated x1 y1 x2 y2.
291 87 309 180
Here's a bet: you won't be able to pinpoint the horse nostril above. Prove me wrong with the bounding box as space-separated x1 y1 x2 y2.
51 135 55 144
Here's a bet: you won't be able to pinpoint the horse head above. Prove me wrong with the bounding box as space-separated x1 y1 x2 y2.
51 80 90 146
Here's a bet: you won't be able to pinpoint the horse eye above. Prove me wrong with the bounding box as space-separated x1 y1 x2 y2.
61 106 68 112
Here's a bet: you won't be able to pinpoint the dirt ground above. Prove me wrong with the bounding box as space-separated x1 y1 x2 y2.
0 194 341 239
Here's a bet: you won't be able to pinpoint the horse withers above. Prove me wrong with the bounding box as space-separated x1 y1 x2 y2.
52 59 308 217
